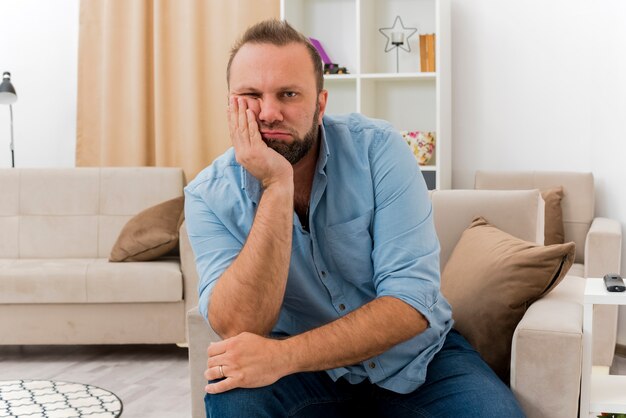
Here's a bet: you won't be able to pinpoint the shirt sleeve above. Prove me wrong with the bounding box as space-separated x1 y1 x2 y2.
184 185 243 321
369 129 442 327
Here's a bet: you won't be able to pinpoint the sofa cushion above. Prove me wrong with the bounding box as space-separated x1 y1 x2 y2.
20 216 99 258
0 169 19 216
0 217 19 258
0 168 185 260
19 169 100 216
0 259 90 304
109 197 184 262
441 217 576 382
99 168 184 215
474 171 594 263
86 259 182 303
541 274 585 304
542 187 565 245
0 258 183 304
431 189 544 268
567 262 584 278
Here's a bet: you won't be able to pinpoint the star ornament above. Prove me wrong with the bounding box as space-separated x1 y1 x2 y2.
379 16 418 53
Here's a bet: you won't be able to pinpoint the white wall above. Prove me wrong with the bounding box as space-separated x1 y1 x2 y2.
0 0 79 168
2 0 626 344
452 0 626 345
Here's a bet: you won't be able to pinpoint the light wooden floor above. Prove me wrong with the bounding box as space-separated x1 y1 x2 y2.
0 344 190 418
0 344 625 418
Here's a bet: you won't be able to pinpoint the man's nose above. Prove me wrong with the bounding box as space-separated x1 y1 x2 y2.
258 97 283 124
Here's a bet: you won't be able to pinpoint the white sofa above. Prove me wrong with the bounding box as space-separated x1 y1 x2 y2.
184 188 606 418
0 167 197 345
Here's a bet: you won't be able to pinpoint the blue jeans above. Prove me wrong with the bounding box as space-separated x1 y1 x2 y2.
204 329 525 417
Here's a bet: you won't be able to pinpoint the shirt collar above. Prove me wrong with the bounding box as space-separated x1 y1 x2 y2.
241 118 331 204
316 119 331 174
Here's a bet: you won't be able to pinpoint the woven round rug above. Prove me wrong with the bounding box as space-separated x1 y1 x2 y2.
0 380 122 418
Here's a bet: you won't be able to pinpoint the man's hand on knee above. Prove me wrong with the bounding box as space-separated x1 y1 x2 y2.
204 332 292 394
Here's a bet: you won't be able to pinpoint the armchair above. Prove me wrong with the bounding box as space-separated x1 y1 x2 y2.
475 171 622 418
475 170 622 368
183 186 593 418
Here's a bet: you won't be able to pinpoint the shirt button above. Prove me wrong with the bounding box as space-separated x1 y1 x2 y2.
321 271 327 278
338 304 346 311
369 362 376 369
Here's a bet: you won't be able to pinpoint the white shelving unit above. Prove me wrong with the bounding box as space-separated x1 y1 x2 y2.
281 0 451 189
581 278 626 417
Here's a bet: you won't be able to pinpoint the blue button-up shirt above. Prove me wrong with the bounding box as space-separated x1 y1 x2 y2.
184 113 452 394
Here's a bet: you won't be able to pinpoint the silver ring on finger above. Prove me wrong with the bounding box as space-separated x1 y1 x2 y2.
219 364 225 378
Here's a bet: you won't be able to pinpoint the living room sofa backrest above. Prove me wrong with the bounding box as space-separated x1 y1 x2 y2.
0 167 184 259
475 171 594 263
431 189 544 268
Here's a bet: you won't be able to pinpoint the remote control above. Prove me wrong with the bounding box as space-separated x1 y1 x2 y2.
603 274 626 292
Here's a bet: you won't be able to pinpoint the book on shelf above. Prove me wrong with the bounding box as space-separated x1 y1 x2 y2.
419 34 436 72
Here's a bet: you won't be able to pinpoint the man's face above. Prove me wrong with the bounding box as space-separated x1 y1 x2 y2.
228 42 327 165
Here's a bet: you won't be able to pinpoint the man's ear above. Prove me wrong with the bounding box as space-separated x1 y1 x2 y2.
317 90 328 124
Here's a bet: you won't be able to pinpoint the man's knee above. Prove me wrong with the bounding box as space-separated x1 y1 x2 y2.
203 372 358 418
459 378 525 417
204 384 283 418
417 330 526 417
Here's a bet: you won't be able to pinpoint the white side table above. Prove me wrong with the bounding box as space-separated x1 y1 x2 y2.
581 278 626 417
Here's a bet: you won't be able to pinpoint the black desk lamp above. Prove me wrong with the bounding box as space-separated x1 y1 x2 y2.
0 72 18 167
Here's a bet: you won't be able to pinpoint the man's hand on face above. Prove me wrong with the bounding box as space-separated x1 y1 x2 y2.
228 96 293 189
204 332 289 394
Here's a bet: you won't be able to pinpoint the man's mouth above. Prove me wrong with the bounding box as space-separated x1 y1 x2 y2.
260 130 292 140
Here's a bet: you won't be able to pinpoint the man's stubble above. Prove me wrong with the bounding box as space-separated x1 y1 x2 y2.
261 101 320 165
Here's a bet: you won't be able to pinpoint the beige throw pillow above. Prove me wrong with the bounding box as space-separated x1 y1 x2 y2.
441 216 575 382
109 196 185 262
541 187 565 245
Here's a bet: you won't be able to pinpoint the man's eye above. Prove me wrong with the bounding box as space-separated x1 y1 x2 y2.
283 92 297 98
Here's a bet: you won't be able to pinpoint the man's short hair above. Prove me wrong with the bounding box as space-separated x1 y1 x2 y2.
227 19 324 93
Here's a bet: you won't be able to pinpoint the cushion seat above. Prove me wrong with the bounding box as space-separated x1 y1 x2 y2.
0 258 182 304
0 258 92 304
566 262 584 278
542 274 585 304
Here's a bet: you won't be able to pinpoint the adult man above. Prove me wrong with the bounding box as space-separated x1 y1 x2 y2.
185 19 525 418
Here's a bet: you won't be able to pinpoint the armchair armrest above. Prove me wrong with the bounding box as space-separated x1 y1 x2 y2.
584 217 622 278
180 221 200 318
187 306 222 418
510 275 584 418
584 217 621 367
